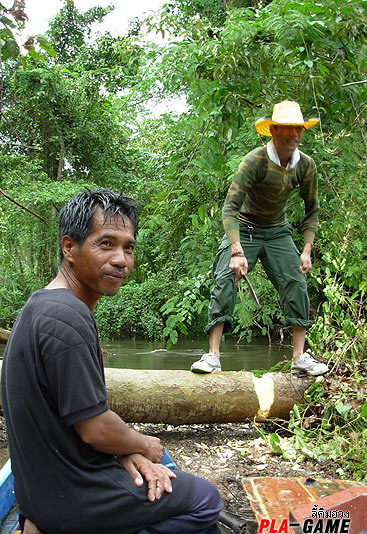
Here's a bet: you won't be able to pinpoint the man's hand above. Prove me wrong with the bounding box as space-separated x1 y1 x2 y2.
74 409 164 461
119 453 176 502
142 435 164 463
229 255 248 282
300 246 312 274
229 241 248 282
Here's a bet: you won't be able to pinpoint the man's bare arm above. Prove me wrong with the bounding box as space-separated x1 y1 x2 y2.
74 409 163 463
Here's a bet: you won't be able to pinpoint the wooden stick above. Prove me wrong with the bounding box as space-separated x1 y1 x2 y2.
0 188 48 224
342 79 367 86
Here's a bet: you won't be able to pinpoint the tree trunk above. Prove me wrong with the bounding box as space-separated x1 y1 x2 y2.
0 334 309 422
0 328 9 344
104 368 309 423
56 137 65 181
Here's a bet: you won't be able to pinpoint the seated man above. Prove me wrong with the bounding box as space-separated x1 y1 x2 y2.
1 189 223 534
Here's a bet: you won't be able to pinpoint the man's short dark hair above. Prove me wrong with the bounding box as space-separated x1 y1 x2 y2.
58 189 138 262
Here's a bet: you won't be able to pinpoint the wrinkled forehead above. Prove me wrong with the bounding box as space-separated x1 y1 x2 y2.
91 208 133 232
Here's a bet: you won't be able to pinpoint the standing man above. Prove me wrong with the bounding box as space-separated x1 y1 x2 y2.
191 101 328 377
2 189 222 534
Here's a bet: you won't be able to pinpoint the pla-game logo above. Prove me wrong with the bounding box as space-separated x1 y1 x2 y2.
258 515 351 533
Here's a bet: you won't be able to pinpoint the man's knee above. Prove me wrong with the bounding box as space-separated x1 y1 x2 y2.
190 476 223 517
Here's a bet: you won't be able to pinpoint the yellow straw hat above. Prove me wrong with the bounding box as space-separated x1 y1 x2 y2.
254 101 319 136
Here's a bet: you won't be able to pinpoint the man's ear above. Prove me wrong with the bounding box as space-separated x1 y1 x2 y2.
60 235 76 264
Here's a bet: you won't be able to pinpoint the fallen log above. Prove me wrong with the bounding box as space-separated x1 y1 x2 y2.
105 368 309 423
0 358 310 423
0 362 309 421
0 328 10 344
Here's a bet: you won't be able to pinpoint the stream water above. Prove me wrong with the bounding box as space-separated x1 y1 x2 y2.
0 336 292 371
101 336 292 372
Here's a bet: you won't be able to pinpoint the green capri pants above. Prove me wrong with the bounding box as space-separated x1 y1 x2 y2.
205 223 312 333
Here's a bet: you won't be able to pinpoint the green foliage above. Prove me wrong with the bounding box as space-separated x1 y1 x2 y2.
160 272 211 347
307 148 367 359
232 268 283 343
2 62 136 183
260 364 367 480
0 263 43 328
94 274 176 340
48 2 114 64
0 156 96 291
0 2 149 327
0 2 55 62
0 2 22 61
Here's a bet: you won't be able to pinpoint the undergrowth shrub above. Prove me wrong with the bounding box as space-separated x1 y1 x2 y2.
257 360 367 481
0 263 44 328
232 265 284 344
95 273 176 340
160 272 211 347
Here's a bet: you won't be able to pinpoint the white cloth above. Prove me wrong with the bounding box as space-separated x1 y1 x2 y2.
266 139 300 169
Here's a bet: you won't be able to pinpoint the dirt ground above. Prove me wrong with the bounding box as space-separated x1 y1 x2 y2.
1 412 339 533
131 421 338 530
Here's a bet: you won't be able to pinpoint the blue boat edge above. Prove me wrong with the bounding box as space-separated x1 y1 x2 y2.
0 459 16 522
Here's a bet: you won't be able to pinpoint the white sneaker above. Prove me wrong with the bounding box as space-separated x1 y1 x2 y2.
291 349 329 376
190 352 221 373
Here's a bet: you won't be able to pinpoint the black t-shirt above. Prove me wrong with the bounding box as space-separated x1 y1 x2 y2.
2 290 113 525
2 289 193 534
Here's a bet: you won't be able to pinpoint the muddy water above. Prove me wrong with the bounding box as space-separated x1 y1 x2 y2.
101 336 292 372
0 336 291 372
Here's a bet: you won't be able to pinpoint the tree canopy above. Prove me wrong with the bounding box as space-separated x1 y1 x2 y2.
1 0 366 351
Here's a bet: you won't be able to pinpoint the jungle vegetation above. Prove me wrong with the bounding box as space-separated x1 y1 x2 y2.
1 0 367 479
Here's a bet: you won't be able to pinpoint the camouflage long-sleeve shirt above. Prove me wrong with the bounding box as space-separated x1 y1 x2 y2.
222 146 319 245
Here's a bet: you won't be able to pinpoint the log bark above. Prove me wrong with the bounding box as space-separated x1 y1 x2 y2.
0 347 310 422
104 368 309 423
0 328 9 344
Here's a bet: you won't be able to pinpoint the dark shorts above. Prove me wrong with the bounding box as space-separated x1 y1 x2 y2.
19 472 222 534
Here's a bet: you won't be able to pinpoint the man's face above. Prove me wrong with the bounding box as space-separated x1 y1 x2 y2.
67 209 135 308
270 124 304 153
